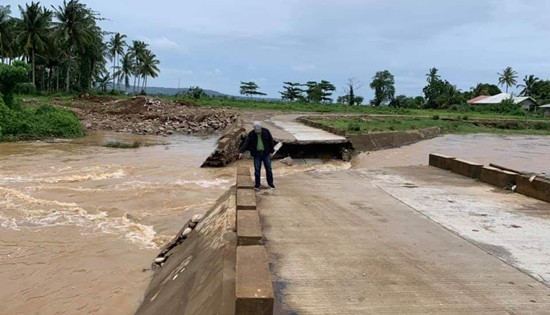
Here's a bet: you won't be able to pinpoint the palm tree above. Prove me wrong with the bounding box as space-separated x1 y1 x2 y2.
426 67 440 84
517 74 539 97
128 40 147 93
17 2 53 86
119 51 133 93
498 66 518 93
138 49 160 92
108 32 126 91
0 5 18 63
53 0 96 92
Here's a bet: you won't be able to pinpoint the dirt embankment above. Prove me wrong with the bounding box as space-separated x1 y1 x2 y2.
65 96 238 136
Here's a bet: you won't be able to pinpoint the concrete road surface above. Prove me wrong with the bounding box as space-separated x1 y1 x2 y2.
257 167 550 314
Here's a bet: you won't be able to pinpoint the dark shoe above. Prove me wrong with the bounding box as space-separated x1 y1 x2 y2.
269 185 276 190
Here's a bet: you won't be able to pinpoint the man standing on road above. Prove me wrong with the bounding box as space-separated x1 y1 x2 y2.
239 121 276 191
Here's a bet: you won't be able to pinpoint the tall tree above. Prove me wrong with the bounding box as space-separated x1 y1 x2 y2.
517 74 539 97
53 0 97 92
240 81 266 97
370 70 395 106
279 82 304 101
319 80 336 103
108 32 126 91
472 83 501 97
119 51 133 93
340 77 363 105
128 40 147 93
17 2 52 86
138 49 160 92
426 67 440 84
498 66 518 93
0 5 17 63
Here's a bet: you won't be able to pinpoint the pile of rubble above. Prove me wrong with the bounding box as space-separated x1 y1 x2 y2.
69 96 238 136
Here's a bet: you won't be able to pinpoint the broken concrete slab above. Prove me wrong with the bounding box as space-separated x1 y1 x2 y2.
237 211 263 246
237 189 256 210
235 246 274 315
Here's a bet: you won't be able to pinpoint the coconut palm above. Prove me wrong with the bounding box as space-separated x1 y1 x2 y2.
128 40 147 93
517 74 539 97
426 67 440 84
108 32 126 91
138 49 160 92
53 0 96 91
498 66 518 93
119 51 133 93
0 5 18 63
17 2 53 86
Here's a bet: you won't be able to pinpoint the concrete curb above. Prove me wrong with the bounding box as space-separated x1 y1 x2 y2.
234 167 274 315
450 158 483 179
516 175 550 203
428 153 455 170
429 153 550 204
480 166 517 188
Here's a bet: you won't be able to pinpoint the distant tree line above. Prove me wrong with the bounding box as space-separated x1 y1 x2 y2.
238 65 550 108
0 1 160 94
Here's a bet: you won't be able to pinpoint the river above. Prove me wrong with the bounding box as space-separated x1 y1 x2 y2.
0 132 234 315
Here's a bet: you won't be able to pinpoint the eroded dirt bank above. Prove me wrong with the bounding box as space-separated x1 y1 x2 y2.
61 95 239 136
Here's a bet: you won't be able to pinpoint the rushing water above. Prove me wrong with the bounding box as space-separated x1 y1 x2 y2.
0 132 234 315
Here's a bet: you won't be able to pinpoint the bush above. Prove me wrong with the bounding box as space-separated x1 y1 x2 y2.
432 115 440 120
0 101 84 141
15 82 37 95
347 123 361 132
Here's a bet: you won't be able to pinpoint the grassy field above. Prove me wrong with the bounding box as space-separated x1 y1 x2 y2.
8 93 550 141
311 116 550 135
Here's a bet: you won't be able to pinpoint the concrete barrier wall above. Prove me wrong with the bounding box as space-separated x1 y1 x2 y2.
202 118 246 167
429 154 549 204
137 166 274 315
450 158 483 179
480 166 517 188
347 127 442 152
297 118 347 136
516 175 550 203
234 166 274 315
429 154 455 170
136 190 237 315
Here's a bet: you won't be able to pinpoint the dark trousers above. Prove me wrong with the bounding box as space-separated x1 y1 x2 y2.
253 151 274 188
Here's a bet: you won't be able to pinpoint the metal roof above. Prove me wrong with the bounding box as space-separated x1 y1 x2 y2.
469 93 536 105
540 104 550 108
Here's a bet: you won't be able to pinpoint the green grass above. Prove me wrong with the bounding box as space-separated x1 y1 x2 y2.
102 141 141 148
311 116 550 136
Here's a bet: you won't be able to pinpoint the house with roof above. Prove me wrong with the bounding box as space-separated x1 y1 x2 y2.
467 93 538 111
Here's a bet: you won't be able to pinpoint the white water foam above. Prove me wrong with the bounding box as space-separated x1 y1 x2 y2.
0 187 157 248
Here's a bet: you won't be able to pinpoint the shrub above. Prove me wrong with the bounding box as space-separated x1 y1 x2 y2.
347 123 361 132
432 115 440 120
103 141 141 148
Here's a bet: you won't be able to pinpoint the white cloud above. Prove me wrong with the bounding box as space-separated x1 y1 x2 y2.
139 36 186 53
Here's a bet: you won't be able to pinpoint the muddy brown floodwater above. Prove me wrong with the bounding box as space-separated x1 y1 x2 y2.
0 132 234 315
2 131 549 314
354 133 550 175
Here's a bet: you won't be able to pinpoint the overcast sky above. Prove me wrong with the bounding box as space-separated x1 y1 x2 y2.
6 0 550 98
